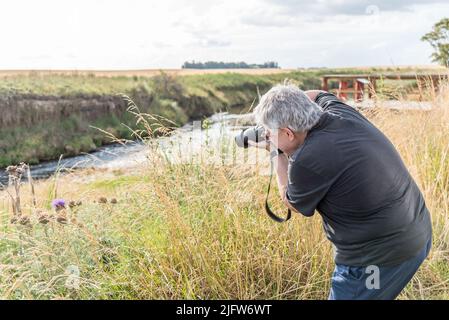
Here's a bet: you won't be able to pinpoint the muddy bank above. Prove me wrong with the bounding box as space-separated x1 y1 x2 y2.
0 94 130 127
0 86 167 167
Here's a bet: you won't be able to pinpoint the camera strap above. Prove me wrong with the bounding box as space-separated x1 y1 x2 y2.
265 154 292 223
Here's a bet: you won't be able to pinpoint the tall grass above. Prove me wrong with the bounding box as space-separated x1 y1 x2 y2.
0 83 448 299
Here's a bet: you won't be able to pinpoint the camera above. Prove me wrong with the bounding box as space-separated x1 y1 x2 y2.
234 126 266 148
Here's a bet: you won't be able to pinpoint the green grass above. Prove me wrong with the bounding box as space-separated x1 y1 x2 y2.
0 73 142 96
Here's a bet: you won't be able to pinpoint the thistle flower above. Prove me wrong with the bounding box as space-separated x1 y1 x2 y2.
52 199 66 211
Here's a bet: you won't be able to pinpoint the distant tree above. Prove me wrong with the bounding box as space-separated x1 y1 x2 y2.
421 18 449 67
181 60 280 69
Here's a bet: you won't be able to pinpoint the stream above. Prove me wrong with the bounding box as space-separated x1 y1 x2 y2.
0 112 253 188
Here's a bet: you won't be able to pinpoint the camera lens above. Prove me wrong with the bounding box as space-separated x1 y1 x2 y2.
234 126 265 148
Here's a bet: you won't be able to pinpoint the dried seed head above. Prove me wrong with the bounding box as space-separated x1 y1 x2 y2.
98 197 108 204
10 216 18 224
68 201 76 208
6 163 28 177
76 200 82 206
19 216 31 226
6 165 17 174
110 198 118 204
56 215 67 224
38 214 50 225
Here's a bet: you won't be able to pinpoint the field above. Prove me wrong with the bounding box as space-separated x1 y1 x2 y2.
0 68 299 78
0 65 445 78
0 76 447 299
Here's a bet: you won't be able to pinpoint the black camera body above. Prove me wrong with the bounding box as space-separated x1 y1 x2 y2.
234 125 291 223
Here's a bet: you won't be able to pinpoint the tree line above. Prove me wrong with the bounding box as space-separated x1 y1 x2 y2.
181 61 280 69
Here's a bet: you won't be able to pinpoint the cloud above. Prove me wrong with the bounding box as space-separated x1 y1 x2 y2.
262 0 448 16
202 39 231 47
240 8 297 27
172 17 233 48
191 38 232 48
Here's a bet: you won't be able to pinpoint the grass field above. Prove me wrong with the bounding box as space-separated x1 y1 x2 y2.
0 80 447 299
0 65 445 78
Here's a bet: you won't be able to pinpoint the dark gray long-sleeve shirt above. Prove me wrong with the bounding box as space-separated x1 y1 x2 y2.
286 92 432 267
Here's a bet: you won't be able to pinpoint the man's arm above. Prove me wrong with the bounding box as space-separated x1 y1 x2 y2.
273 153 299 213
270 89 323 212
304 90 326 102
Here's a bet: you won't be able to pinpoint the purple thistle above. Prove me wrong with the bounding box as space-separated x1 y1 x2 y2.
52 199 66 211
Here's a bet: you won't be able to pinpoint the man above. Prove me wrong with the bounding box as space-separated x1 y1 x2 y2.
251 84 432 300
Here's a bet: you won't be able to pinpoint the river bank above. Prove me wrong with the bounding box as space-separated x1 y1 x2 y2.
0 111 254 187
0 70 325 167
0 66 440 168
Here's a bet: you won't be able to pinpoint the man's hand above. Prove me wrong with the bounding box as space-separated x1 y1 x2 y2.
249 138 298 213
247 140 271 152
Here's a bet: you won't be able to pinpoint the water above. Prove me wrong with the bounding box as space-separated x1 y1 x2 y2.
1 99 429 188
0 112 253 187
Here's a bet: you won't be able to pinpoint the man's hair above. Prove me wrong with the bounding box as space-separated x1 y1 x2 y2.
254 83 323 132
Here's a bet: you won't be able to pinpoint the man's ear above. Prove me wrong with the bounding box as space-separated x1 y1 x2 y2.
285 128 295 141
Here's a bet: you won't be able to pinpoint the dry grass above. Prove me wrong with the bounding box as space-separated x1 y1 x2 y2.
0 84 448 300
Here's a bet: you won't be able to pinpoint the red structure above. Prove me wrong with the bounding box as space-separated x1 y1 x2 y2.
321 73 448 101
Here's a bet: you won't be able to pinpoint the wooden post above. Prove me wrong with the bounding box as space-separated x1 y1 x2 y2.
355 80 364 101
322 77 329 91
338 80 348 100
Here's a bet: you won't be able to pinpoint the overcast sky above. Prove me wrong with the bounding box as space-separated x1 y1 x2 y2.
1 0 448 69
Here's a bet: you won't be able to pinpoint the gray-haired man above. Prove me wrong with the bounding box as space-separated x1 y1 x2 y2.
251 84 432 300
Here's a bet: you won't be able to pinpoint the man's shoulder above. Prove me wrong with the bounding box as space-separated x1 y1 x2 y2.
314 92 370 124
289 135 340 179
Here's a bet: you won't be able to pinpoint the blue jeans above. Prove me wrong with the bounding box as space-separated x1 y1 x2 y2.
328 237 432 300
